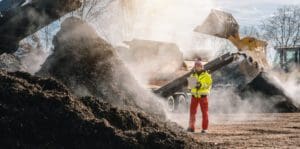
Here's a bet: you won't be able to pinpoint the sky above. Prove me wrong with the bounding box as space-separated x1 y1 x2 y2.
103 0 300 44
214 0 300 26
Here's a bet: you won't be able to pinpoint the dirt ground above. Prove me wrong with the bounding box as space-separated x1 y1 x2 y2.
168 113 300 148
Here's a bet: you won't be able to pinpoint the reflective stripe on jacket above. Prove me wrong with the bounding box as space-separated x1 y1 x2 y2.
190 71 212 98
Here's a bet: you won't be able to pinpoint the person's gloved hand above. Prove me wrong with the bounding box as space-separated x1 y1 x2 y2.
196 82 202 89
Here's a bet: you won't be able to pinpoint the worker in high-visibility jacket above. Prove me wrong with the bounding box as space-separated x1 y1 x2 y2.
187 59 212 133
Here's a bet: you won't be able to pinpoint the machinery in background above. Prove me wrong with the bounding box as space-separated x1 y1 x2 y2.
154 9 298 113
274 46 300 71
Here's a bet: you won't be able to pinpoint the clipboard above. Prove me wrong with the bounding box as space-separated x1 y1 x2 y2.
187 77 197 89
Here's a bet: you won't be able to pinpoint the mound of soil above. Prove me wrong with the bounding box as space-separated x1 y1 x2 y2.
245 72 299 112
0 69 217 148
212 60 299 113
38 17 163 116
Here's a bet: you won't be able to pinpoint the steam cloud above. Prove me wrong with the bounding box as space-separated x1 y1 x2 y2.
268 68 300 107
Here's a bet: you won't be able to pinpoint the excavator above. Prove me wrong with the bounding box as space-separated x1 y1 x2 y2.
194 9 269 69
154 9 298 112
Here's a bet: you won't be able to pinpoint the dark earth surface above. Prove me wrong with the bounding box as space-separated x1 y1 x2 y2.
0 69 220 149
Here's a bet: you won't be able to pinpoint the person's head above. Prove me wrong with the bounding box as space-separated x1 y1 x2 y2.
194 60 203 72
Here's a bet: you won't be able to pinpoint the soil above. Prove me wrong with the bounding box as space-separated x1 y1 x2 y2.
0 69 219 149
167 112 300 148
192 113 300 148
212 60 299 112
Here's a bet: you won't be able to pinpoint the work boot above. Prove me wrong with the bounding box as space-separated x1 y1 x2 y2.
187 128 195 132
201 130 207 134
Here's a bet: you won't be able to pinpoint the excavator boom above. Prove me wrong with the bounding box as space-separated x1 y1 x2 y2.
0 0 82 54
195 9 268 68
154 52 241 98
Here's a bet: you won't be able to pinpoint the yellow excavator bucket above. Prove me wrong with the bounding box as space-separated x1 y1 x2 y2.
194 9 239 39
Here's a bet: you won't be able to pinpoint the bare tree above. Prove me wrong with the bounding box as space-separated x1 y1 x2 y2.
76 0 116 21
261 5 300 47
240 26 261 39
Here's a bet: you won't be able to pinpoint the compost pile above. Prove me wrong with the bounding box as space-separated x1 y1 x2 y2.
211 60 299 113
0 17 223 148
0 69 220 148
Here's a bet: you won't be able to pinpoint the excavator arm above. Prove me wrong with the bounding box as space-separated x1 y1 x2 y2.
154 9 298 113
153 52 243 98
154 9 270 99
194 9 268 68
0 0 82 54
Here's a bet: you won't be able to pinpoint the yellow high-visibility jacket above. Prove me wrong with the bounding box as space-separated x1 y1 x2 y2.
190 71 213 98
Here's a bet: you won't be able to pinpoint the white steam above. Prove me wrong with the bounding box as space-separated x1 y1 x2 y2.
93 0 223 59
210 86 284 113
16 21 61 74
116 40 184 86
268 68 300 107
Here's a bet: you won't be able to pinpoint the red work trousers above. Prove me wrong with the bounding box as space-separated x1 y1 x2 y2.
189 96 209 130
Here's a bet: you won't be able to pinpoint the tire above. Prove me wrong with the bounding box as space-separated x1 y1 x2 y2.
167 96 175 112
176 94 188 112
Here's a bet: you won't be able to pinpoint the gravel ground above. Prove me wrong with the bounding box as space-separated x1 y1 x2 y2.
168 112 300 148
